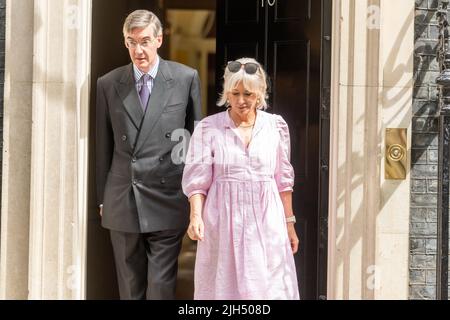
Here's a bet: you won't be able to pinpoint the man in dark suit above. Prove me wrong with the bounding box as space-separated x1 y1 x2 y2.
96 9 202 300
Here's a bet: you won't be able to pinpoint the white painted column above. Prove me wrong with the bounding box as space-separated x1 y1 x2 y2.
328 0 413 299
0 0 35 299
27 0 91 299
376 0 414 300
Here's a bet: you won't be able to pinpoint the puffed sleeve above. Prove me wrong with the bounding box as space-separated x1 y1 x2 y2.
182 117 214 198
274 115 295 192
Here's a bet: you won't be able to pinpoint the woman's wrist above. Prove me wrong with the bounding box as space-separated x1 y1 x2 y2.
285 215 296 224
190 212 202 219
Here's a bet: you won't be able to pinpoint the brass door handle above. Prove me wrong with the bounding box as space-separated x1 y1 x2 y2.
387 144 406 162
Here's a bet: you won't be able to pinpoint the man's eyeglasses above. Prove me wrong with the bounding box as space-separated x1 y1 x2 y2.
227 61 259 75
126 38 153 49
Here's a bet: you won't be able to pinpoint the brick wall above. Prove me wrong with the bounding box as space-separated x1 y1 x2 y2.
411 0 442 300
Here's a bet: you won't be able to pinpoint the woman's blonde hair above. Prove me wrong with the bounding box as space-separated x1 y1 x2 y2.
217 57 269 110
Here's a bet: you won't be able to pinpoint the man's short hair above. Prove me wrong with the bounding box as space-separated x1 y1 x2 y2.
123 10 163 38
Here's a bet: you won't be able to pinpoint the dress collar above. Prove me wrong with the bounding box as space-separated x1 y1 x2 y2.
224 108 261 129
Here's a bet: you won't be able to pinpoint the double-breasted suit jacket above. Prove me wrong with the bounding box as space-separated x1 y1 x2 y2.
96 59 202 233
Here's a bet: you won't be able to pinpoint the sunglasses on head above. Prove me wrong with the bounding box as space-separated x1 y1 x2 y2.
227 61 259 74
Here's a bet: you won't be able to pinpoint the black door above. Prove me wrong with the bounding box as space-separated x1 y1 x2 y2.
216 0 330 299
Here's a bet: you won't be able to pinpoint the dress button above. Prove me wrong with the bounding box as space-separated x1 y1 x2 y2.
160 178 166 184
165 132 171 139
122 135 127 141
159 157 164 162
132 157 137 163
132 179 137 185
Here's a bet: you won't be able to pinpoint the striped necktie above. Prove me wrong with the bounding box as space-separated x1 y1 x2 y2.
139 74 150 111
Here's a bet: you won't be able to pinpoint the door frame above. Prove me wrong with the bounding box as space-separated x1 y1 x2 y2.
318 0 332 300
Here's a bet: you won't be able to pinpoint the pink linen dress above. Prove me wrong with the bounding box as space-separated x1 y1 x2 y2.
182 109 300 300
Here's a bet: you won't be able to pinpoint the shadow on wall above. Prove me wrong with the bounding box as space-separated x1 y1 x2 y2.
333 3 417 298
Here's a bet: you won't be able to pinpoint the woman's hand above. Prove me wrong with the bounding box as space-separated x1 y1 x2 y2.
187 194 206 241
287 223 299 254
187 215 204 241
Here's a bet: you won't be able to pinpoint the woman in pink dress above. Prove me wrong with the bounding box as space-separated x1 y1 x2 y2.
182 57 300 300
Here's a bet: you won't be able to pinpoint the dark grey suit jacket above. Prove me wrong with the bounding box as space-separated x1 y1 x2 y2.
96 59 202 233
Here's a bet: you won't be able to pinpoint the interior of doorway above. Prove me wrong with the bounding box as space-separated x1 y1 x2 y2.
164 5 217 299
87 0 216 299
